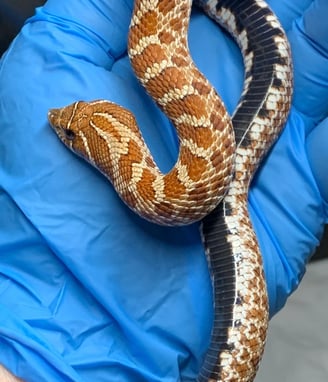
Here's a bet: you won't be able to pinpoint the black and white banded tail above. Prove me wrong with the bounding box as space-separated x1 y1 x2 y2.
195 0 293 381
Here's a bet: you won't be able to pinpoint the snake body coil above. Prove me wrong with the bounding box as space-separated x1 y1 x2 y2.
48 0 293 381
48 0 235 226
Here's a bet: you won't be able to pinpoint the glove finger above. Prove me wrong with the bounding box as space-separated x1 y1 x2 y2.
288 0 328 122
306 116 328 204
267 0 313 31
32 0 134 67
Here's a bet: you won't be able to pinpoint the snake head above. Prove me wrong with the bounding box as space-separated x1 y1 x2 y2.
48 99 138 175
48 101 92 152
48 100 119 161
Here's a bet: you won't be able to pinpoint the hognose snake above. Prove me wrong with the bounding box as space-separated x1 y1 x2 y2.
48 0 293 381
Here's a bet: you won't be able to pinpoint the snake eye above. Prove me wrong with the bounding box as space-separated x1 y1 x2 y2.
65 129 76 140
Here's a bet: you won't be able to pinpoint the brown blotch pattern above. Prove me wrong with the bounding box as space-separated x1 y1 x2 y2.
179 123 216 150
163 168 187 199
136 168 156 201
118 138 146 184
130 44 167 80
159 30 176 45
164 93 207 121
145 66 187 100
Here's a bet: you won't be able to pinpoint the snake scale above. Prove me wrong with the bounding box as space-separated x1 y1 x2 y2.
48 0 293 381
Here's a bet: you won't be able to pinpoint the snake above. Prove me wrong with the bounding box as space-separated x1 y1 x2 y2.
48 0 293 381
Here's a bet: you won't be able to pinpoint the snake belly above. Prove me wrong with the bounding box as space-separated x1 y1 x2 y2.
194 0 293 381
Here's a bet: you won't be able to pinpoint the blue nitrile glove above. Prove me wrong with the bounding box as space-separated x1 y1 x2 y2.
0 0 327 380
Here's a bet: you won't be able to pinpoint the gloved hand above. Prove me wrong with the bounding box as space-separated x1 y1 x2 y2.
0 0 327 380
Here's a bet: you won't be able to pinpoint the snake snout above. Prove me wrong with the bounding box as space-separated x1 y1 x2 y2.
48 108 62 129
48 107 74 145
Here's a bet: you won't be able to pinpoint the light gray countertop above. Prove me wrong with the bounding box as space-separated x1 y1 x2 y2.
256 259 328 381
